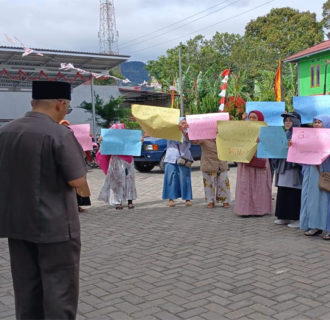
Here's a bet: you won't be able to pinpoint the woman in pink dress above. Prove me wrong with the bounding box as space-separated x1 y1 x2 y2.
234 110 273 216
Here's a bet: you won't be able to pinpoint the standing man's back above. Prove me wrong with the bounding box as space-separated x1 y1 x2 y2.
0 81 88 320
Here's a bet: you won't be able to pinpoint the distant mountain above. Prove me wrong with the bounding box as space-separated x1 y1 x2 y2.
120 61 150 85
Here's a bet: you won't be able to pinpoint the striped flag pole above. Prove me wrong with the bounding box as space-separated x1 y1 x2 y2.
219 69 230 111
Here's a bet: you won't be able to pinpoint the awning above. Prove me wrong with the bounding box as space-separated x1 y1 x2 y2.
0 46 129 91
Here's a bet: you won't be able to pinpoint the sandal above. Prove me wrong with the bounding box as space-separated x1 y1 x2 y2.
128 203 135 209
304 229 322 236
185 200 192 207
323 232 330 240
207 202 215 209
115 204 123 210
78 207 88 213
168 200 175 207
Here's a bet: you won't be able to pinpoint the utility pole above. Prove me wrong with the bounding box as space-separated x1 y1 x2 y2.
178 46 184 116
91 78 96 139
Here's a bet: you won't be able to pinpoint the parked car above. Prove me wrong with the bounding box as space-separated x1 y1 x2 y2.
134 137 201 172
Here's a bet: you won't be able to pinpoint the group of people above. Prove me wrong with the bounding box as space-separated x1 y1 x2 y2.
0 78 329 320
271 112 330 240
96 119 231 211
96 110 330 242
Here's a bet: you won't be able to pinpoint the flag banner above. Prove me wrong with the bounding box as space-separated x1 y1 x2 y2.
293 96 330 124
274 60 283 102
100 129 142 156
216 120 267 163
287 127 330 165
186 112 230 140
70 124 93 151
132 104 182 141
257 126 288 159
246 101 285 126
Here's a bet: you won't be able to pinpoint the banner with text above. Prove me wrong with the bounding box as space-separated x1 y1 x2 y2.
186 112 229 140
216 120 267 163
100 129 142 156
132 104 182 141
246 101 285 126
287 127 330 165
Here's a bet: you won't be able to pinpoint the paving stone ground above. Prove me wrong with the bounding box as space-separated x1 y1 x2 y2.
1 163 330 320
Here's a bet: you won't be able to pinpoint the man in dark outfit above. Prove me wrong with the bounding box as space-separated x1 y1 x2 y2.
0 81 89 319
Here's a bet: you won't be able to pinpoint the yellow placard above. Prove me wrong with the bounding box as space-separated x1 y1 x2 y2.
132 104 182 141
216 120 267 163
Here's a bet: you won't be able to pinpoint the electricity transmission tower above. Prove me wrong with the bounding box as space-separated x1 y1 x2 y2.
98 0 119 54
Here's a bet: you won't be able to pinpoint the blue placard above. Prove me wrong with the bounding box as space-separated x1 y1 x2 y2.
293 96 330 124
257 126 288 159
246 101 285 126
100 129 142 156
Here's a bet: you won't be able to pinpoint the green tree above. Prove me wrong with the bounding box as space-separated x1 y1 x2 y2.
245 7 324 59
322 0 330 39
79 94 127 128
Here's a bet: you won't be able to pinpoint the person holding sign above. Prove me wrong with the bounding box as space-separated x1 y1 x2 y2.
234 111 272 216
183 117 231 209
98 123 137 210
59 119 92 213
194 139 231 209
273 112 302 228
299 114 330 239
162 119 193 207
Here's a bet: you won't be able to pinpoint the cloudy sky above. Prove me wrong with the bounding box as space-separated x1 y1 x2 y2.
0 0 325 63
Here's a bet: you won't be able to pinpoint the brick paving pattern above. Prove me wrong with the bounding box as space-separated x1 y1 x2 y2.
1 163 330 320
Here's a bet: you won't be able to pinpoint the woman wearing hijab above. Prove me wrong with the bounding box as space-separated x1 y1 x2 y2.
234 110 272 216
59 119 91 213
273 112 302 228
299 114 330 239
98 123 137 209
162 120 193 207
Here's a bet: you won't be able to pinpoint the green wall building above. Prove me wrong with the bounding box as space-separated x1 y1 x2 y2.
284 40 330 96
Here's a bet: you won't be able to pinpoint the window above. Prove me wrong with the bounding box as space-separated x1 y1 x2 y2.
311 66 315 88
316 64 320 87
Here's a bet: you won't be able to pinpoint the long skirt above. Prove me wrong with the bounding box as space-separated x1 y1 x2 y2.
275 187 301 220
162 163 192 200
98 156 137 206
202 170 231 204
300 165 328 230
234 162 272 216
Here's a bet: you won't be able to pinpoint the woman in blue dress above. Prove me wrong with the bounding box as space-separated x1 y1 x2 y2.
299 114 330 239
162 122 193 207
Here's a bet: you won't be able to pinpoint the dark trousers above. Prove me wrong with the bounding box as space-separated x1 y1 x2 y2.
8 238 81 320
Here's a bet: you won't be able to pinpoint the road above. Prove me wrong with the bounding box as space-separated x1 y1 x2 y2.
1 163 330 320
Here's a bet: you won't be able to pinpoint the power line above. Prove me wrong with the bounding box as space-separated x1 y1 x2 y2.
119 0 241 50
119 0 233 49
127 0 276 56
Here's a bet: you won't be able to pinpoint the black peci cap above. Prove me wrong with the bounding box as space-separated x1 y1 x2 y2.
32 81 71 100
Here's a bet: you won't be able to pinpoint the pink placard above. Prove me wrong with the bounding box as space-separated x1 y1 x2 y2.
70 124 93 151
287 127 330 165
186 113 229 140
